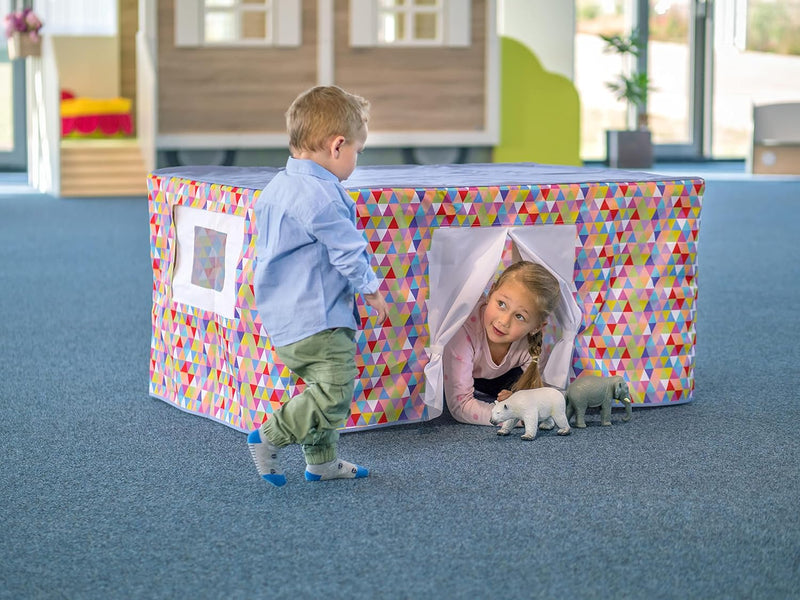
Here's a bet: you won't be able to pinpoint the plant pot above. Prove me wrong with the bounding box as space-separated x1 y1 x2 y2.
7 32 41 59
606 129 653 169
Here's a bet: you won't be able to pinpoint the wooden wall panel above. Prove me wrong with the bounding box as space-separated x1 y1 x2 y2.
158 0 318 134
332 0 486 133
119 0 138 115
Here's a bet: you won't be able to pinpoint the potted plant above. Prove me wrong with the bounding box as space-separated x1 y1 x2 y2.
3 8 43 59
601 29 654 168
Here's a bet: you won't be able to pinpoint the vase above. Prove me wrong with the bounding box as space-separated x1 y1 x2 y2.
7 32 41 59
605 129 653 169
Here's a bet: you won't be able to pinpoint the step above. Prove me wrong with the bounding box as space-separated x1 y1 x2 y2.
60 139 148 197
61 161 148 176
60 185 147 198
60 172 148 187
60 175 148 197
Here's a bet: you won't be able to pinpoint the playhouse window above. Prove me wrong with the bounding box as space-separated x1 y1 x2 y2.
378 0 442 44
204 0 272 44
174 0 301 47
350 0 470 47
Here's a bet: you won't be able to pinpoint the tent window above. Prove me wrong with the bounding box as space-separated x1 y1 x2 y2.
171 206 245 320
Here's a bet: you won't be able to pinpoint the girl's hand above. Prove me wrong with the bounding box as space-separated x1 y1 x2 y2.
497 389 513 402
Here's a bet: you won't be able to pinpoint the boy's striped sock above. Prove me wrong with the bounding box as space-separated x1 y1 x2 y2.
304 458 369 481
247 427 286 487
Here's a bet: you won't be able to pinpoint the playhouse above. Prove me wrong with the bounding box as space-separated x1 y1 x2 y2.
148 163 703 433
137 0 579 168
22 1 582 197
139 0 499 166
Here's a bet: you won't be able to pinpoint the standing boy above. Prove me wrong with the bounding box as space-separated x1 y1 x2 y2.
248 86 388 486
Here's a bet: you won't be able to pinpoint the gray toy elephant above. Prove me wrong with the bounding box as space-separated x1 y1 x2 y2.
565 375 632 428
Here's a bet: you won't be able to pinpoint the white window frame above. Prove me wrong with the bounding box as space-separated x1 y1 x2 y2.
378 0 443 45
350 0 471 48
204 0 273 46
175 0 301 48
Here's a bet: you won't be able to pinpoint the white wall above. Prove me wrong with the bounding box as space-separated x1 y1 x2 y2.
34 0 117 35
52 36 120 97
497 0 575 81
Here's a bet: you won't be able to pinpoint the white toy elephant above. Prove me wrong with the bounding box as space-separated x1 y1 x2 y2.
565 375 632 428
489 388 571 441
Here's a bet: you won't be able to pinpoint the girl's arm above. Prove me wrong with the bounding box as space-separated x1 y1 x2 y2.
443 329 494 426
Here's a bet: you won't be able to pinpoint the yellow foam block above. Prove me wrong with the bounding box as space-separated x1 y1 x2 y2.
61 97 132 117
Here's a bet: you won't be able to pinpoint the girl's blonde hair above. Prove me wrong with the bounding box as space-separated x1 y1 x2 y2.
286 86 370 153
487 261 561 392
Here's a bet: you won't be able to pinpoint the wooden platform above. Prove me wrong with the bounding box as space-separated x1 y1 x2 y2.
60 139 148 197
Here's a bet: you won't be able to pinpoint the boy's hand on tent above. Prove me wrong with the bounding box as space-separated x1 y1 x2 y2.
364 291 389 324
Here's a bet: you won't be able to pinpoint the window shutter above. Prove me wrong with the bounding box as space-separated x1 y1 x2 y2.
174 0 202 47
274 0 302 47
349 0 377 47
445 0 470 47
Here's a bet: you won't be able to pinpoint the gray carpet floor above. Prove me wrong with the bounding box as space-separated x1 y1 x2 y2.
1 170 799 599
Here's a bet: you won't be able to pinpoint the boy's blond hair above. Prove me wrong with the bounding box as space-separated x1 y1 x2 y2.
286 86 370 154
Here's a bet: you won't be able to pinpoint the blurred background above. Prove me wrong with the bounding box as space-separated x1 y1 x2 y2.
2 0 799 173
572 0 800 161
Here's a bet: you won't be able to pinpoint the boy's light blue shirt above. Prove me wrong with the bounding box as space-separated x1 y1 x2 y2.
253 157 380 347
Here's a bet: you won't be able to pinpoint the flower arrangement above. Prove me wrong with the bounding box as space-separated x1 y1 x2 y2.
4 8 43 42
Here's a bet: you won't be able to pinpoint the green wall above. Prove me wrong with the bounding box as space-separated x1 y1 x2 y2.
494 36 581 166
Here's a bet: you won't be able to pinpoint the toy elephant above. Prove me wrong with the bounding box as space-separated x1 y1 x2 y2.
565 375 632 428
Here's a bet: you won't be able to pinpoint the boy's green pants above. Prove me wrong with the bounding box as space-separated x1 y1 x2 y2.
263 327 357 465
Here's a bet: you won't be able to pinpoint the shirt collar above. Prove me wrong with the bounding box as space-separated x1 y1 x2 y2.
286 157 338 182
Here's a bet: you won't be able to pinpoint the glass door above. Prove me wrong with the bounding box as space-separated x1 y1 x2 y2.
0 0 27 170
576 0 710 161
711 0 800 158
646 0 710 159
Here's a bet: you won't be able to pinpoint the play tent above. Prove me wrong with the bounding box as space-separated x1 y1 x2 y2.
148 163 703 433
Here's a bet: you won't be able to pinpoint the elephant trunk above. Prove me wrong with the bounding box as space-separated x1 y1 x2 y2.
622 398 632 421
